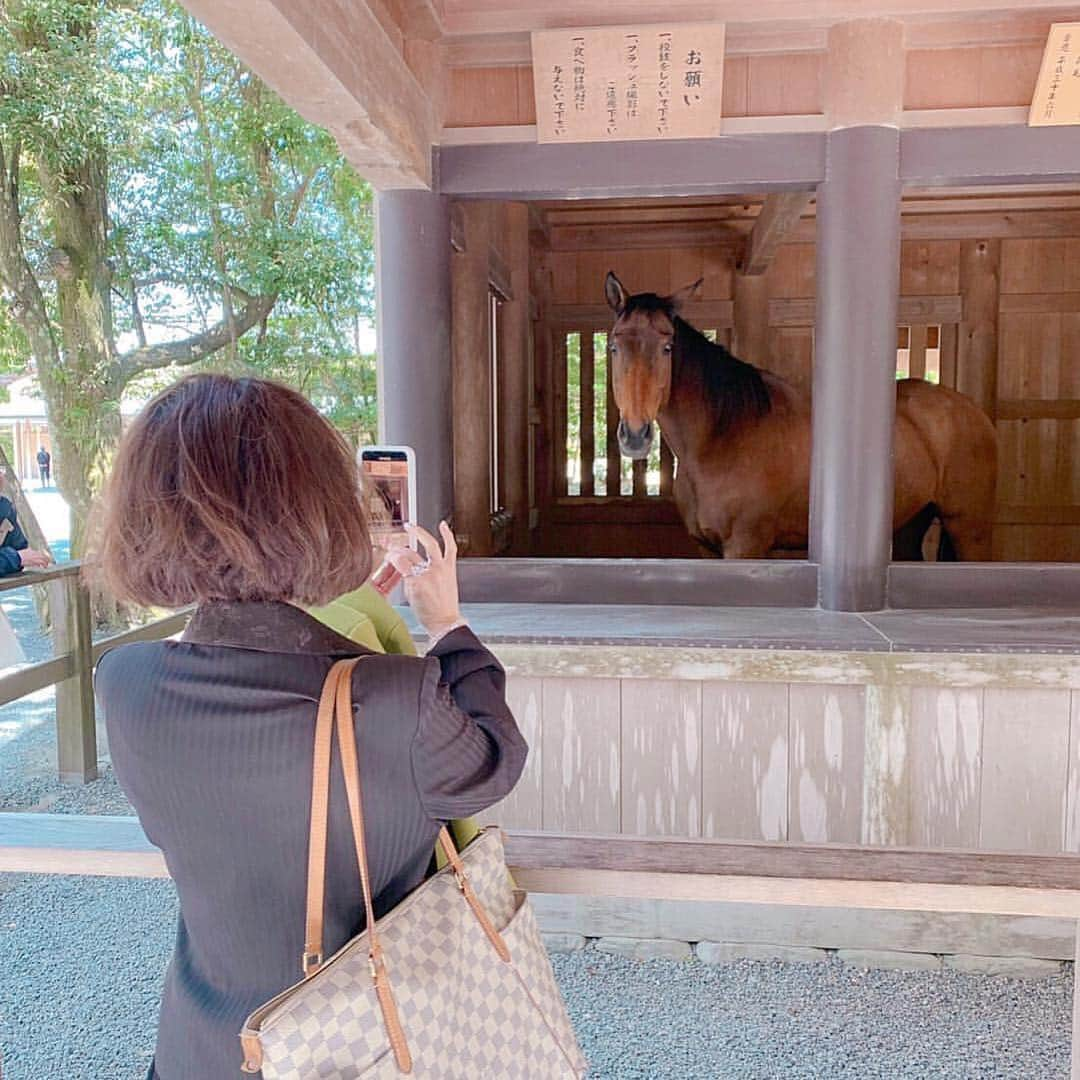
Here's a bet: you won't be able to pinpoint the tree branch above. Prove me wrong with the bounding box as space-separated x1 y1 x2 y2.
114 292 277 383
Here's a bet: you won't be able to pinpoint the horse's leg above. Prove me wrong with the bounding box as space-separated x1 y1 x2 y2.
720 520 778 559
939 515 993 560
693 535 724 558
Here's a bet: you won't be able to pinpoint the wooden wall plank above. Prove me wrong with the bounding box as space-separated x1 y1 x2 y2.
483 676 543 829
980 688 1071 853
447 66 527 127
789 685 866 844
999 313 1060 399
769 243 816 299
908 688 983 849
722 55 750 118
768 327 814 394
904 48 980 111
747 52 824 116
901 241 961 295
541 677 621 834
1002 238 1068 295
1067 691 1080 853
701 682 789 842
621 680 702 837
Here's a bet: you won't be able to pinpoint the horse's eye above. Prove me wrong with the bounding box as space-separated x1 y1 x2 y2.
609 342 617 355
663 343 673 354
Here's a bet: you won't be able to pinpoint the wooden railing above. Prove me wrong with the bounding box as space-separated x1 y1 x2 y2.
0 563 190 783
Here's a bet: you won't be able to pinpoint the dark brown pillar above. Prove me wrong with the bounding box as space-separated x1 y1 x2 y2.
811 125 902 611
375 190 453 532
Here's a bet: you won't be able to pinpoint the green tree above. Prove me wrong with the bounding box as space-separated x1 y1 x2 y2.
0 0 374 552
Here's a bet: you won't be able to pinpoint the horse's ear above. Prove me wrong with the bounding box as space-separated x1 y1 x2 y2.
605 271 628 314
669 278 704 313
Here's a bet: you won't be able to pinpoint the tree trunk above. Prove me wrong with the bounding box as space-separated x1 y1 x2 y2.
36 151 116 556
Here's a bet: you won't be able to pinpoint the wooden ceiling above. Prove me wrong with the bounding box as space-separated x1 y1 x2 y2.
530 187 1080 251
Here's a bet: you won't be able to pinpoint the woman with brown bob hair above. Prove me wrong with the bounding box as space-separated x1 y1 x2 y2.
92 374 527 1080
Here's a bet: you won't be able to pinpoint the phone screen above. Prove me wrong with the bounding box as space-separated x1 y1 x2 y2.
360 449 412 550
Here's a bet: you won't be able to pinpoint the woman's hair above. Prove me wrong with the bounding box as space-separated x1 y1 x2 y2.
90 374 373 607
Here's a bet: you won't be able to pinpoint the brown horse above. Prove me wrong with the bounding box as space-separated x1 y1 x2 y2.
605 272 997 560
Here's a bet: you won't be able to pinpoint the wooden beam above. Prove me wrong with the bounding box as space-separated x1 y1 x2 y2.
551 220 748 252
771 295 962 328
741 192 813 275
436 132 825 200
996 400 1080 421
179 0 439 189
505 832 1080 893
511 867 1080 919
550 300 734 328
902 126 1080 186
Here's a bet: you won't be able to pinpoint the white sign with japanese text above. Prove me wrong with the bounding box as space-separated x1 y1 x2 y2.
1030 23 1080 126
531 23 725 143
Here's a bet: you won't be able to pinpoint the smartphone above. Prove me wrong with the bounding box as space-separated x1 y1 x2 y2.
359 446 417 554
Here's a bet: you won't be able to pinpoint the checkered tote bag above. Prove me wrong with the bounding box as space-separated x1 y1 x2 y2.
240 658 587 1078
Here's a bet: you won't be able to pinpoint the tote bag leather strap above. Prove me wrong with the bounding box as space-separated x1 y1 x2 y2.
303 657 511 1073
302 658 351 974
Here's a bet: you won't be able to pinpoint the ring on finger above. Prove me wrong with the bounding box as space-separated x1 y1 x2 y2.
406 559 431 577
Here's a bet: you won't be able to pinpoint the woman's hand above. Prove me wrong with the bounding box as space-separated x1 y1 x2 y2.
18 548 51 570
385 522 464 639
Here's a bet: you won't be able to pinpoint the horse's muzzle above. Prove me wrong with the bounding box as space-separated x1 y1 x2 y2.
618 419 654 459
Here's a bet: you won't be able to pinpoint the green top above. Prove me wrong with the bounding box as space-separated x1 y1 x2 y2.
307 583 417 657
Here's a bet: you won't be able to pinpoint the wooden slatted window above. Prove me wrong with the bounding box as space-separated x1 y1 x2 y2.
897 324 956 387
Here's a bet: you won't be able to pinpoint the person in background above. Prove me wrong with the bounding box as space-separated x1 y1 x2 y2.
0 494 50 575
36 446 50 488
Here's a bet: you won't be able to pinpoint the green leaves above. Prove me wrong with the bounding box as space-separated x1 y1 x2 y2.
0 0 379 536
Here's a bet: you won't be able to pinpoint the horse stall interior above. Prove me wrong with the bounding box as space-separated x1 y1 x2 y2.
451 190 1080 563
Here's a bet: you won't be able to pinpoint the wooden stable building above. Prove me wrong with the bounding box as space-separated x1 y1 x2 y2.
173 0 1080 1027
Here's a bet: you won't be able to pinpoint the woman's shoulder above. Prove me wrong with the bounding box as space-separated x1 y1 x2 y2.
95 640 170 691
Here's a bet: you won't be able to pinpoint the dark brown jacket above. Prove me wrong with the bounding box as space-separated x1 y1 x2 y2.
95 601 527 1080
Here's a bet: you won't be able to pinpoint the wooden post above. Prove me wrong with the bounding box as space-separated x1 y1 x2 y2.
733 272 770 367
811 19 904 611
376 190 453 531
500 203 532 553
957 239 1000 419
908 324 928 381
451 202 494 555
51 573 96 784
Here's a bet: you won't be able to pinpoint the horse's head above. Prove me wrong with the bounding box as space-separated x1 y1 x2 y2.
605 271 703 459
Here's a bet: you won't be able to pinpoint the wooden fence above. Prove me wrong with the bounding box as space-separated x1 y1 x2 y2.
0 563 189 783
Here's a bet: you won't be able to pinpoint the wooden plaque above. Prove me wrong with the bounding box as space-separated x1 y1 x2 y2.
531 23 725 144
1029 23 1080 126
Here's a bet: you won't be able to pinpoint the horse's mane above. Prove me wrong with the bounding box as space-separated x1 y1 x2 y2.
622 293 772 431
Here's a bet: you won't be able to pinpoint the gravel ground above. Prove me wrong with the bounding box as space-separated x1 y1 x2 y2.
0 871 1071 1080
